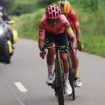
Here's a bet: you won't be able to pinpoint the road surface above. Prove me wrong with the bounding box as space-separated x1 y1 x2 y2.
0 39 105 105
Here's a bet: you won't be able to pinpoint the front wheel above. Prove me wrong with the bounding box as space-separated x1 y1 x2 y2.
55 59 64 105
68 56 75 100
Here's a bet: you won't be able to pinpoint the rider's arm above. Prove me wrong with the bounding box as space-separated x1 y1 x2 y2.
38 16 45 51
75 28 81 42
66 27 77 48
72 9 81 42
38 39 44 51
63 16 77 48
38 29 45 51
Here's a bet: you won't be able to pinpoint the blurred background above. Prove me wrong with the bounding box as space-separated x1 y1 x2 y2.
0 0 105 57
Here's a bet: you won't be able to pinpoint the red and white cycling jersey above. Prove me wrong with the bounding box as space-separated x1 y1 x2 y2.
67 8 80 30
39 14 71 40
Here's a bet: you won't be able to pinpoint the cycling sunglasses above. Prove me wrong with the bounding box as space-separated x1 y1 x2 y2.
47 18 60 24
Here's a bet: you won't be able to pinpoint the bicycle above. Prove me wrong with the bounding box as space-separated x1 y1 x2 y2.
42 42 75 105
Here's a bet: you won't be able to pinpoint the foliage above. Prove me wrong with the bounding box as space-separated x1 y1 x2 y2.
9 1 35 15
68 0 104 11
7 0 105 15
8 0 15 13
36 0 56 8
8 0 56 15
82 34 105 57
12 8 45 40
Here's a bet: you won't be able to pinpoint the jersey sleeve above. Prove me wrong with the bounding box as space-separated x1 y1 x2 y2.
71 9 80 30
39 15 46 40
63 21 70 30
61 15 75 39
62 15 70 30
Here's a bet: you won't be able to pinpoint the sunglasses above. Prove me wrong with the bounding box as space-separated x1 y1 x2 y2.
47 18 60 24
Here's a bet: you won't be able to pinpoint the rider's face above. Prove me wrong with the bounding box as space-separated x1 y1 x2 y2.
50 21 59 27
47 18 60 27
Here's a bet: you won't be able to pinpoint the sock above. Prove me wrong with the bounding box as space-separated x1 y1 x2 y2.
64 73 69 82
47 65 54 75
75 68 79 78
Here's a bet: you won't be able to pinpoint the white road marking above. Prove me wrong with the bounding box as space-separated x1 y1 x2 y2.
1 71 26 105
14 82 28 93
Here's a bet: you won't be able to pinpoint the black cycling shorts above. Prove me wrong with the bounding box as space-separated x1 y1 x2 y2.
45 31 69 53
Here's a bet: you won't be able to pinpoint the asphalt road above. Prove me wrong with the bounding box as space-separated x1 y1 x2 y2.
0 39 105 105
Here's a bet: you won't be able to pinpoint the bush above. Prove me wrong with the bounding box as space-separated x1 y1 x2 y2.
12 8 45 40
36 0 56 8
8 0 56 15
10 2 35 16
69 0 99 11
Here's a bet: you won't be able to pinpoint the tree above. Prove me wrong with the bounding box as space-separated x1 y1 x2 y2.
37 0 57 8
8 0 15 13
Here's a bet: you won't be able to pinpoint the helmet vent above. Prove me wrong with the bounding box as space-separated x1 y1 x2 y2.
56 8 57 11
53 12 55 17
52 7 54 10
49 9 51 12
59 10 60 15
56 13 58 17
50 14 52 17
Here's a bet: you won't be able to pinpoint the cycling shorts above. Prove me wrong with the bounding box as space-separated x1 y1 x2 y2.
45 31 69 53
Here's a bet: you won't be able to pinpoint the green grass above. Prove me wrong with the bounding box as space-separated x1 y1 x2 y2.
72 5 105 36
82 34 105 57
12 8 45 40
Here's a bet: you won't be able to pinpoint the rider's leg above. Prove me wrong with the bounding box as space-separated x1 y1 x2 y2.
71 52 82 87
71 53 79 78
60 53 72 95
46 43 55 85
54 31 72 95
47 43 55 73
60 53 69 79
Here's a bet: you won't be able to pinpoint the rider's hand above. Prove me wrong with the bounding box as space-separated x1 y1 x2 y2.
81 45 84 51
40 51 46 59
78 44 84 51
77 40 84 51
73 49 77 56
78 45 81 51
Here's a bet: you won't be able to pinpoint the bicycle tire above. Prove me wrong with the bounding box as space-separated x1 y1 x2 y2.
55 59 64 105
68 56 75 100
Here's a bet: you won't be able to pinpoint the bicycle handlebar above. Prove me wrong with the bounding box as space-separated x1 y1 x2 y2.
42 43 74 54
